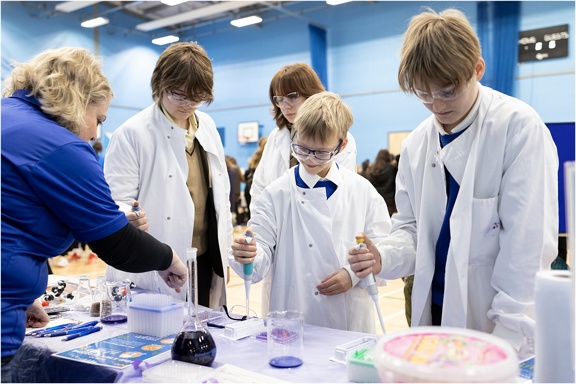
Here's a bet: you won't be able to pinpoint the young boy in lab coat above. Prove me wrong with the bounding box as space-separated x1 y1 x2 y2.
348 9 558 356
229 92 391 333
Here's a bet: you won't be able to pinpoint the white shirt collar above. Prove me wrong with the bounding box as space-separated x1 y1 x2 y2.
297 161 341 188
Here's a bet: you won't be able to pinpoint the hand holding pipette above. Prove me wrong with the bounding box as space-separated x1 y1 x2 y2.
128 200 149 232
354 236 386 334
130 202 160 292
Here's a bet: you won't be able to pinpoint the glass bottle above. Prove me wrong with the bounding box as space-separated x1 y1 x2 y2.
171 248 217 366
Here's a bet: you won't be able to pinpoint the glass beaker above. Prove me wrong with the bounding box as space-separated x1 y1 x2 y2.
74 275 92 312
267 310 304 368
171 248 217 366
100 280 130 324
90 276 105 317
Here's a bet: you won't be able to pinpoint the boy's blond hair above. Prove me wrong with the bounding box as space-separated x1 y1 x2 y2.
398 8 481 95
293 91 353 143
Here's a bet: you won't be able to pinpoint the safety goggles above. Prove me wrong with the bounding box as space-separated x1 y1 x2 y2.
413 80 471 104
273 92 301 107
166 90 206 108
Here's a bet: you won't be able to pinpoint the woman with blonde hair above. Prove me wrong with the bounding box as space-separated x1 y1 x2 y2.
1 47 187 381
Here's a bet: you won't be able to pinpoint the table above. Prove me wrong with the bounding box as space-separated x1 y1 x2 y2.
12 310 373 383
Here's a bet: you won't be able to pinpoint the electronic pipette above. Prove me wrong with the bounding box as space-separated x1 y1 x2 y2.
243 231 254 319
355 237 386 334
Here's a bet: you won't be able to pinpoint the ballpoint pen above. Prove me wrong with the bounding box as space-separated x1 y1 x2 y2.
62 326 102 341
40 321 100 337
42 326 97 338
26 322 76 337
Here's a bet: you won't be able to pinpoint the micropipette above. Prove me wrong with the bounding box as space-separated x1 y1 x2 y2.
132 202 160 293
355 237 386 334
243 231 254 319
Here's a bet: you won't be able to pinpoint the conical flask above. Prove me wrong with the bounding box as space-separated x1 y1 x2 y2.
171 247 217 366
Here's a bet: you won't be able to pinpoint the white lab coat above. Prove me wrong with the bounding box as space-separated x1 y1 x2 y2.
104 104 233 306
249 127 357 315
229 164 391 333
376 84 558 352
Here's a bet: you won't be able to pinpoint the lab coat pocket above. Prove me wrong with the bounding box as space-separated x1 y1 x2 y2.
469 196 500 266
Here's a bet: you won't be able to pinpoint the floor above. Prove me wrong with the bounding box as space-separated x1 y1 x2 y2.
50 229 409 335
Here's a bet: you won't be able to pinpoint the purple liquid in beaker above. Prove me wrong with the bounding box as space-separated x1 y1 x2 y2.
269 355 303 368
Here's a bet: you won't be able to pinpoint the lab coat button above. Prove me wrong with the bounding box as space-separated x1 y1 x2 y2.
167 217 171 220
167 135 170 139
314 291 319 295
309 244 313 247
168 174 172 178
432 163 436 167
302 191 306 195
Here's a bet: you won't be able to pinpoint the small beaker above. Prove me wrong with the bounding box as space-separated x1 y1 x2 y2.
100 281 130 324
267 310 304 368
90 276 106 317
74 275 92 312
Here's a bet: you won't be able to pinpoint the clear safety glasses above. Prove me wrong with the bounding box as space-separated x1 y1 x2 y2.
166 90 206 108
273 92 301 107
290 131 343 164
413 80 471 104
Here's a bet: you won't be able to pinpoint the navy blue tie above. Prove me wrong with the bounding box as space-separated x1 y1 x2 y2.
314 179 337 199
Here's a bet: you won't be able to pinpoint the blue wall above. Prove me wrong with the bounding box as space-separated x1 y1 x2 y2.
2 1 574 169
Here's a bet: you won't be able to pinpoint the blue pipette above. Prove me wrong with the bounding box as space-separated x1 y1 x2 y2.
243 231 254 319
355 237 386 334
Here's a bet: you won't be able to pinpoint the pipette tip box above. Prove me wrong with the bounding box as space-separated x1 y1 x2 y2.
127 293 183 337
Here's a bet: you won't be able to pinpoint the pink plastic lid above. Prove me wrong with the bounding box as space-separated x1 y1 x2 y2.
373 327 519 383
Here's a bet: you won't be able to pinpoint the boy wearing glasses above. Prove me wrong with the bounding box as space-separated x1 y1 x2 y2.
229 92 391 333
104 42 232 308
349 9 558 356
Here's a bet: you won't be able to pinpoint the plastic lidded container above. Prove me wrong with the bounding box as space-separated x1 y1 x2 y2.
373 326 519 383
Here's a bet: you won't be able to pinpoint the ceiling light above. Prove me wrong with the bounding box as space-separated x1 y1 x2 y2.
230 15 262 28
81 17 109 28
55 1 101 13
136 1 259 32
161 0 190 6
152 35 180 45
326 0 352 5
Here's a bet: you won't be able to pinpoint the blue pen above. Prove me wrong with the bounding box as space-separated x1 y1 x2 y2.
43 327 96 338
41 321 99 337
68 320 99 330
62 326 102 341
33 320 99 337
27 322 76 337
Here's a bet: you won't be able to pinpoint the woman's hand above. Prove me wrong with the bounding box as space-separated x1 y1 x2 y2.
26 299 50 328
157 250 188 293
